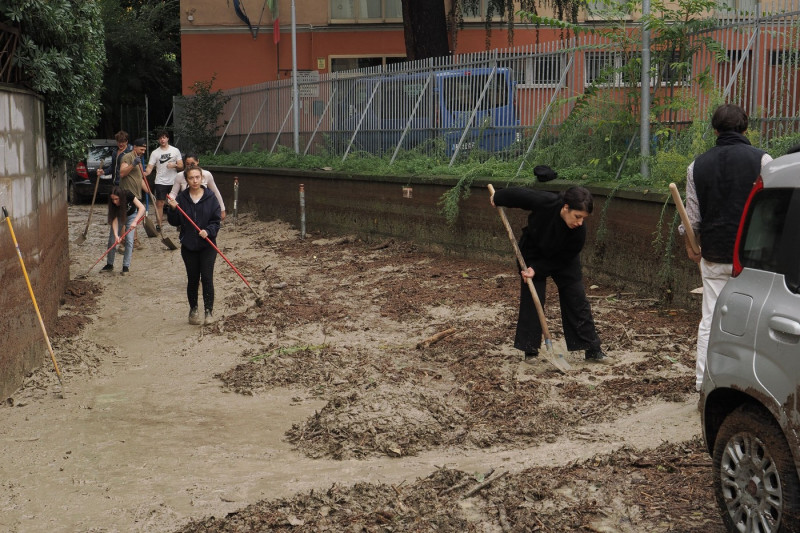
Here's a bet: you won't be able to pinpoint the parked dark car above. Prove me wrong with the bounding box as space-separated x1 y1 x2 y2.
701 152 800 533
67 139 118 204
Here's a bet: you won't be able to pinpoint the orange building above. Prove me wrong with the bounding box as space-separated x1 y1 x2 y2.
179 0 570 94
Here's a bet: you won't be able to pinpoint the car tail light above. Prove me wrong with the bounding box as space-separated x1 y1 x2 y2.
732 176 763 277
76 161 89 180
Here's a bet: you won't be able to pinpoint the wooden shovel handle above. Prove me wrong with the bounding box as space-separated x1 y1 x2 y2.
85 171 103 226
669 183 701 255
488 184 552 341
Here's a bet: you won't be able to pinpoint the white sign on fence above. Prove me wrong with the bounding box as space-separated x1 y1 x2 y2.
294 70 320 98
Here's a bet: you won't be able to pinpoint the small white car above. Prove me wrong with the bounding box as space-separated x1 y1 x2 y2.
701 153 800 533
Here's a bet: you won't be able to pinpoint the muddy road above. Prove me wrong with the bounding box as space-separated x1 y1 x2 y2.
0 204 722 532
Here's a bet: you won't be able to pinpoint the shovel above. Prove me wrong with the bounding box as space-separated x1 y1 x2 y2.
140 173 177 250
73 170 103 245
142 192 158 238
487 184 571 374
669 183 701 255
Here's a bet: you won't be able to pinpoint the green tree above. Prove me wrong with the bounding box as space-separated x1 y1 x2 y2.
1 0 105 162
97 0 181 138
174 76 230 155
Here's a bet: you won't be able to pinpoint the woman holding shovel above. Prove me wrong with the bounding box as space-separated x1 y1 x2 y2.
100 186 146 275
166 166 222 326
490 185 607 363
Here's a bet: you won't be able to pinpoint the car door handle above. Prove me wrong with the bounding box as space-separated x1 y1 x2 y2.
769 316 800 336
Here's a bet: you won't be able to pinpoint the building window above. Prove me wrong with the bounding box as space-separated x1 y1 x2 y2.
716 0 760 14
585 51 687 87
771 50 800 67
585 51 623 86
526 54 566 86
584 51 637 86
330 56 406 72
585 0 633 19
331 0 403 22
656 51 692 85
497 53 566 88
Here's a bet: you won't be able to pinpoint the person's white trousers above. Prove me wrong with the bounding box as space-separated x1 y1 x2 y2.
697 259 732 391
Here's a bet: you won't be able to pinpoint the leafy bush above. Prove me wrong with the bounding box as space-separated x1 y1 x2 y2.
2 0 105 162
174 76 230 155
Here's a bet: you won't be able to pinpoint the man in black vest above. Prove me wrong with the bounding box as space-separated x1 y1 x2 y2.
682 103 772 391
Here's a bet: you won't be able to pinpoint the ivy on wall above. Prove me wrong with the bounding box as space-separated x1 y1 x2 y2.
1 0 105 162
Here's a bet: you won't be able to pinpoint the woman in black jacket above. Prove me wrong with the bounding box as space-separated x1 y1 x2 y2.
167 166 222 326
491 185 606 363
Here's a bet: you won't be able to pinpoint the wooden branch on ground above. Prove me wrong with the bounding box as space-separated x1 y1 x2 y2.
439 467 494 497
416 328 457 349
497 503 511 532
461 470 508 499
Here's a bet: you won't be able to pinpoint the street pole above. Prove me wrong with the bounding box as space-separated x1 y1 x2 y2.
640 0 651 179
291 0 299 154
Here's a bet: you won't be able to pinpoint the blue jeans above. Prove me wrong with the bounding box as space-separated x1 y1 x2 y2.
105 213 137 268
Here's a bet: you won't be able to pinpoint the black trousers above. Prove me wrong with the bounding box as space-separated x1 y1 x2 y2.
181 246 217 311
514 267 601 354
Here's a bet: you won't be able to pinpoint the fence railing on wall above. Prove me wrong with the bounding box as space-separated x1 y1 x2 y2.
178 5 800 167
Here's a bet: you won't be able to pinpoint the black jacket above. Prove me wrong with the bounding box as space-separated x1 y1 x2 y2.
693 131 765 263
492 187 585 279
167 186 221 251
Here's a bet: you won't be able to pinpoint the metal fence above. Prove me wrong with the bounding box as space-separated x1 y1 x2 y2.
179 4 800 173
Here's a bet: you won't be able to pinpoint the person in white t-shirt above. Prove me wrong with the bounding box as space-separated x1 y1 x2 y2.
171 154 227 221
145 130 183 229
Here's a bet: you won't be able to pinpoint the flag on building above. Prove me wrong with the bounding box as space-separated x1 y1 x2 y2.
269 0 280 44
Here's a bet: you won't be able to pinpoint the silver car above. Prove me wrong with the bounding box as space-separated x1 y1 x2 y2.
701 153 800 532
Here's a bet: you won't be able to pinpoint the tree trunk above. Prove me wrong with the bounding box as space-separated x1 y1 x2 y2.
401 0 450 61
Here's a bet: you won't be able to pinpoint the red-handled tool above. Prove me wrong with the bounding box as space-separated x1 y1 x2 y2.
78 213 144 278
168 195 264 306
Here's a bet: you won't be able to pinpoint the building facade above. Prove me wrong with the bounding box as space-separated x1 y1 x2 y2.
179 0 570 94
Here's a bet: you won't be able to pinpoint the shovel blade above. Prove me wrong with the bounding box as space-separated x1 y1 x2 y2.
543 342 571 373
143 216 158 238
73 233 87 245
161 236 178 250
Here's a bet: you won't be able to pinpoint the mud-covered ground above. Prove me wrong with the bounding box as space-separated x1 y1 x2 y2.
0 204 723 532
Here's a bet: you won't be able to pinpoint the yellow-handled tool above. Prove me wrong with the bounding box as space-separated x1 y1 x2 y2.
2 206 64 396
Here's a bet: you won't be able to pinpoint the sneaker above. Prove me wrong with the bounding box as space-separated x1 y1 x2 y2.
155 224 161 233
101 264 113 272
204 309 216 325
122 266 129 274
585 348 608 362
524 350 538 362
188 307 201 325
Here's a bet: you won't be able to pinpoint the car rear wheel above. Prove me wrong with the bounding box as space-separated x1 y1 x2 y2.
713 404 800 533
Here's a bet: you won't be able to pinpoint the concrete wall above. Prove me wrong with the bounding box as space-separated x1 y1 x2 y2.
0 86 69 400
208 167 701 307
